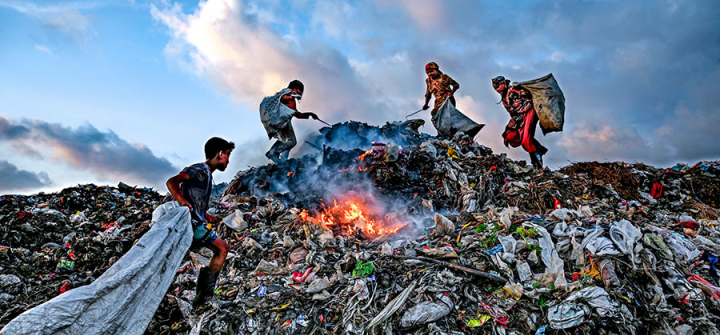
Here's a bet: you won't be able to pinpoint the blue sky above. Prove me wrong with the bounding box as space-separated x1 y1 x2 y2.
1 0 719 194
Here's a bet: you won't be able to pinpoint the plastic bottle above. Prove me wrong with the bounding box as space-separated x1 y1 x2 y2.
598 258 620 288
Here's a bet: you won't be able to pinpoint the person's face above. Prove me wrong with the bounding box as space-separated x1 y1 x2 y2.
217 150 231 171
426 69 439 78
290 88 303 96
494 82 506 94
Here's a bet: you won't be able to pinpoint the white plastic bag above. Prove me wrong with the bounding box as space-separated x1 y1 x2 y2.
223 209 248 231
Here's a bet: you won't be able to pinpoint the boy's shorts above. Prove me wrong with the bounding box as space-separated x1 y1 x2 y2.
190 220 218 253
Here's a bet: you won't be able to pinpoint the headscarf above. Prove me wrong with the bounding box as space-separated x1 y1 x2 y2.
491 76 508 87
425 62 439 72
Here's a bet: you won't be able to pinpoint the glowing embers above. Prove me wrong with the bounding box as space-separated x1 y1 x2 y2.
299 200 405 237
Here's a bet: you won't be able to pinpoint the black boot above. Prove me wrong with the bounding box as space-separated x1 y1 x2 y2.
529 152 540 169
193 267 219 307
535 152 544 170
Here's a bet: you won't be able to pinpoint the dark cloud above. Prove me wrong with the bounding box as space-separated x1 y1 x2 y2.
0 160 51 192
0 116 177 187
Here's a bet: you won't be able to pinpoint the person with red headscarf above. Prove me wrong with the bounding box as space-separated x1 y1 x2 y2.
422 62 459 116
492 75 548 169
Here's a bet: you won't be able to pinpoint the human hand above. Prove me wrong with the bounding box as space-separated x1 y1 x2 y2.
310 113 319 120
422 104 429 110
178 199 193 211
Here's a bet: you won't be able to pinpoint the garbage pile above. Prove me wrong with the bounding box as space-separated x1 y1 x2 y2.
0 183 161 327
2 121 720 335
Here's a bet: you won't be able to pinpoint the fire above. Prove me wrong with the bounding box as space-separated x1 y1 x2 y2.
299 199 405 237
358 149 373 162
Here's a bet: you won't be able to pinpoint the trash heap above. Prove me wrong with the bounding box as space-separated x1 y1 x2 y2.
0 183 161 327
2 121 720 335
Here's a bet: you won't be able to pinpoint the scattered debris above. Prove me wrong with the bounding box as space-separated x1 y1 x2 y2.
2 122 720 334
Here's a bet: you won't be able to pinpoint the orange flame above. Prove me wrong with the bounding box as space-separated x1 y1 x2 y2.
298 200 405 237
358 150 373 162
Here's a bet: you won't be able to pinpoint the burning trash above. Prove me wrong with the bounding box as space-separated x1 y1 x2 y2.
299 199 407 238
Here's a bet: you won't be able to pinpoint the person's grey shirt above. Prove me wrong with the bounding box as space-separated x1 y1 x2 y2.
180 162 212 224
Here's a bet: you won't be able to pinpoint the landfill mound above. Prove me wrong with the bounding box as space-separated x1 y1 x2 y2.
2 122 720 335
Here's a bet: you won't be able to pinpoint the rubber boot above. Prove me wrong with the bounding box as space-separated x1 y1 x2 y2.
193 267 219 307
534 152 544 170
529 152 540 169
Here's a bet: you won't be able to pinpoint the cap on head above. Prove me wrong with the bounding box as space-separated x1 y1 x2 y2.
288 79 304 93
425 62 439 72
205 137 235 160
492 76 508 87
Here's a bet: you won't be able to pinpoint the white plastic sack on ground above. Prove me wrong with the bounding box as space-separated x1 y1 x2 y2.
565 286 618 317
259 88 296 139
526 222 567 290
609 219 642 269
585 237 620 257
223 209 248 231
419 140 437 158
431 99 484 139
400 293 454 328
0 207 192 335
515 73 565 135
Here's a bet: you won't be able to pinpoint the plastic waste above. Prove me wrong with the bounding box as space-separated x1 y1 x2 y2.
0 207 192 335
306 276 330 294
598 258 620 289
433 213 455 236
222 209 248 231
565 286 618 317
399 293 454 328
547 303 587 329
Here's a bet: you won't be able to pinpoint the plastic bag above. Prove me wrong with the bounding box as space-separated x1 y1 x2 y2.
419 140 437 158
0 207 192 335
565 286 618 317
222 209 248 232
548 303 587 329
400 293 454 328
609 219 642 269
431 99 484 139
306 276 330 293
515 73 565 135
433 213 455 236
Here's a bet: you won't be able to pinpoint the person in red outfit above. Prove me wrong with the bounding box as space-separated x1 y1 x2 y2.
492 76 547 169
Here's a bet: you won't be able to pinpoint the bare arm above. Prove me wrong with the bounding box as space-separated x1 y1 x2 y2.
294 111 318 120
166 172 192 210
449 76 459 95
423 82 432 110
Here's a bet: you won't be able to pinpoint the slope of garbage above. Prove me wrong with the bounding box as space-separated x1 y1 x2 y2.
2 121 720 335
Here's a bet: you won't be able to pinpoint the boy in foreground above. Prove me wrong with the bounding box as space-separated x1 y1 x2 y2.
166 137 234 306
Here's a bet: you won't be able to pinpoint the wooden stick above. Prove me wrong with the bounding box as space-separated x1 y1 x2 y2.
387 255 507 283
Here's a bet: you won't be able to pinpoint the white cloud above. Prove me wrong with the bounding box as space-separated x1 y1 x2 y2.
33 43 52 54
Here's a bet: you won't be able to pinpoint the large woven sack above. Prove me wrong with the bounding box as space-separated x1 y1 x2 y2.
516 73 565 135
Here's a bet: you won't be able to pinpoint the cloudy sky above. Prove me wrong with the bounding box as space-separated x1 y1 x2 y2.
1 0 719 194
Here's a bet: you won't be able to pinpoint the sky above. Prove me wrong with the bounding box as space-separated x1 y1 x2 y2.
1 0 719 195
